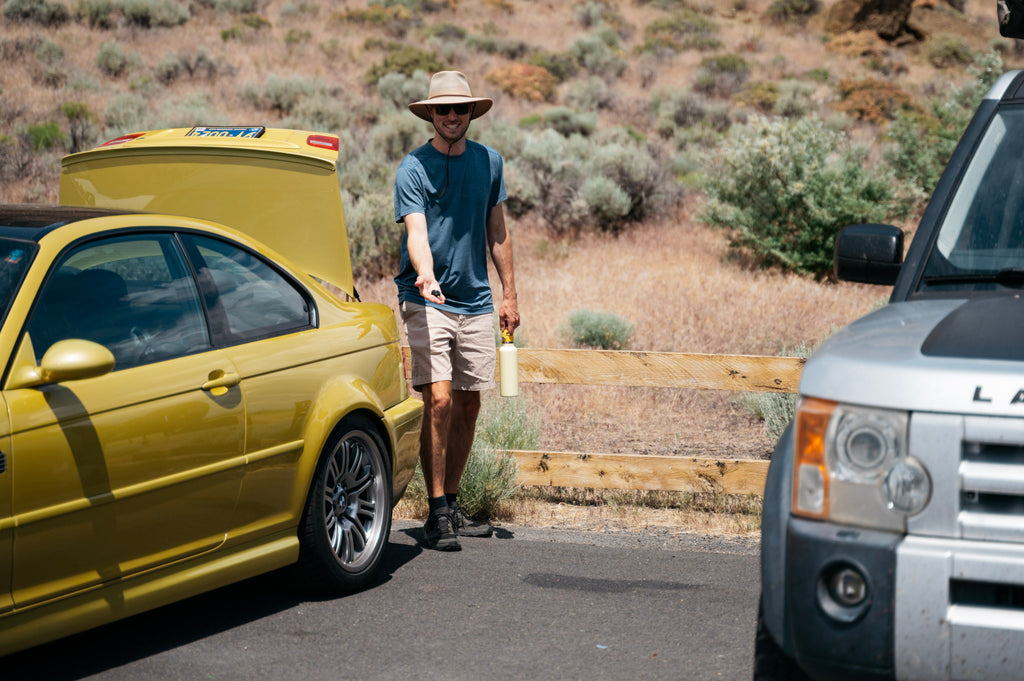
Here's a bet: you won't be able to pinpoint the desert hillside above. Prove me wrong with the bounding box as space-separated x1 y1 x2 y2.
0 0 1015 458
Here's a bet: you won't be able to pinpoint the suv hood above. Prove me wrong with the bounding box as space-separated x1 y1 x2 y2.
802 297 1024 416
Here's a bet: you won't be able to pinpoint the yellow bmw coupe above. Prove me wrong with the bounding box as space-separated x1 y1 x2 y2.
0 127 422 655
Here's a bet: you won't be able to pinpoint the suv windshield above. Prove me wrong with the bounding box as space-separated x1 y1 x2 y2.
919 106 1024 293
0 238 34 324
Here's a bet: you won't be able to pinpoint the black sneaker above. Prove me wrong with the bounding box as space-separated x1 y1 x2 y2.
450 501 493 538
423 510 461 551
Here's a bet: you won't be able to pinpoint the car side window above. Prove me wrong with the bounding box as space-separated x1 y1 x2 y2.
27 234 210 369
180 234 312 345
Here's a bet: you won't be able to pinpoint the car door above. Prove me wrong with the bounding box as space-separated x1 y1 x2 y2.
7 233 245 607
177 234 318 534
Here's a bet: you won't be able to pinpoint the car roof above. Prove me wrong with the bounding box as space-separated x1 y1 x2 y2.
0 204 131 240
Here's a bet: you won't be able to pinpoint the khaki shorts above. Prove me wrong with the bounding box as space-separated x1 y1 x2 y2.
400 301 496 391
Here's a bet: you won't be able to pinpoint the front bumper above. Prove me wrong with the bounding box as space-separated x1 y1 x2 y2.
785 517 899 681
785 518 1024 681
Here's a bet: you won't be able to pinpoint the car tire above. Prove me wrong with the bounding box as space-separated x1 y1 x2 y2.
753 600 812 681
295 414 392 594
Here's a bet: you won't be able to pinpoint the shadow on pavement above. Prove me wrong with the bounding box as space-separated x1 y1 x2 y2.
3 537 422 680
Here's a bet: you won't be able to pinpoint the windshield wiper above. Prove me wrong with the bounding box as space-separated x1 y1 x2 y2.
924 268 1024 288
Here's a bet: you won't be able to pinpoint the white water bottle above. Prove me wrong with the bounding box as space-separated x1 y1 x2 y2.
499 328 518 397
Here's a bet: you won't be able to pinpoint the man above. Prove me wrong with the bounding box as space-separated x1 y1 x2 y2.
394 71 520 551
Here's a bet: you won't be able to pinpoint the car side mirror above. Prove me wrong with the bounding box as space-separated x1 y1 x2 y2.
7 338 115 389
834 223 904 286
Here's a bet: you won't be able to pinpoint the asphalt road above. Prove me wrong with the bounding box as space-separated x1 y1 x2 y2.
4 522 761 681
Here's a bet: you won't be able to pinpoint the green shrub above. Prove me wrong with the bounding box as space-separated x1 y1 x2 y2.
75 0 111 23
701 115 912 279
507 126 679 234
638 10 720 54
525 51 578 82
420 21 467 41
365 45 444 85
476 393 541 453
579 175 631 229
62 100 97 152
563 308 634 350
589 135 678 224
474 118 527 161
575 0 631 37
283 91 356 132
27 120 65 150
153 52 182 84
117 0 189 27
3 0 70 25
773 80 816 118
240 12 269 29
102 91 149 131
161 92 224 128
284 28 310 45
566 76 614 110
201 0 262 12
343 190 403 280
695 54 750 98
568 27 627 80
375 0 447 11
766 0 819 24
377 70 430 109
458 394 537 519
34 36 64 64
251 73 316 114
465 34 532 59
96 40 127 77
651 89 714 136
734 80 780 113
541 107 597 136
367 110 424 162
402 394 531 521
927 33 974 69
741 342 810 442
156 48 218 84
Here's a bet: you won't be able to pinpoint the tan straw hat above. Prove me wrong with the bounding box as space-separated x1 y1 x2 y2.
409 71 493 121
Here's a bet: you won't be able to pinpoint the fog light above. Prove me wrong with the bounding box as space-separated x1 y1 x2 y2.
884 457 931 514
829 566 868 607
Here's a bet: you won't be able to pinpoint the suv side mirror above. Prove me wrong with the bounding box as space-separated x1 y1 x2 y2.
999 0 1024 39
834 223 904 286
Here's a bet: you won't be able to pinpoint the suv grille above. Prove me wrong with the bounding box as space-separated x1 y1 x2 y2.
959 424 1024 542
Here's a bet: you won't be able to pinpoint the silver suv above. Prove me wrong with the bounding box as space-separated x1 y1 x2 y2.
757 70 1024 680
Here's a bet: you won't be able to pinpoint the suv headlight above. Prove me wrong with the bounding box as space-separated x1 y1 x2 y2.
792 398 931 531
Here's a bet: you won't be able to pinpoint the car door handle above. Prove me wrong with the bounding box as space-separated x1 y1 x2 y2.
202 370 240 394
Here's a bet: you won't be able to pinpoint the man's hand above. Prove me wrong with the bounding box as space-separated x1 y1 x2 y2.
416 274 445 304
499 294 519 336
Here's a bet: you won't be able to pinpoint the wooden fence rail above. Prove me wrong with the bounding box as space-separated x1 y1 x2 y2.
402 347 805 496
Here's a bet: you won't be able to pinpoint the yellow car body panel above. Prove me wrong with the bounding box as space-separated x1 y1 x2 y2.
58 127 354 298
0 127 423 656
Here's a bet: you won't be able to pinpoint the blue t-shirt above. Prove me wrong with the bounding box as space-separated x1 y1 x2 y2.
394 139 507 315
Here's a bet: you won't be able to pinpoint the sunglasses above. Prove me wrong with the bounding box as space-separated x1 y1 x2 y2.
432 103 471 116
